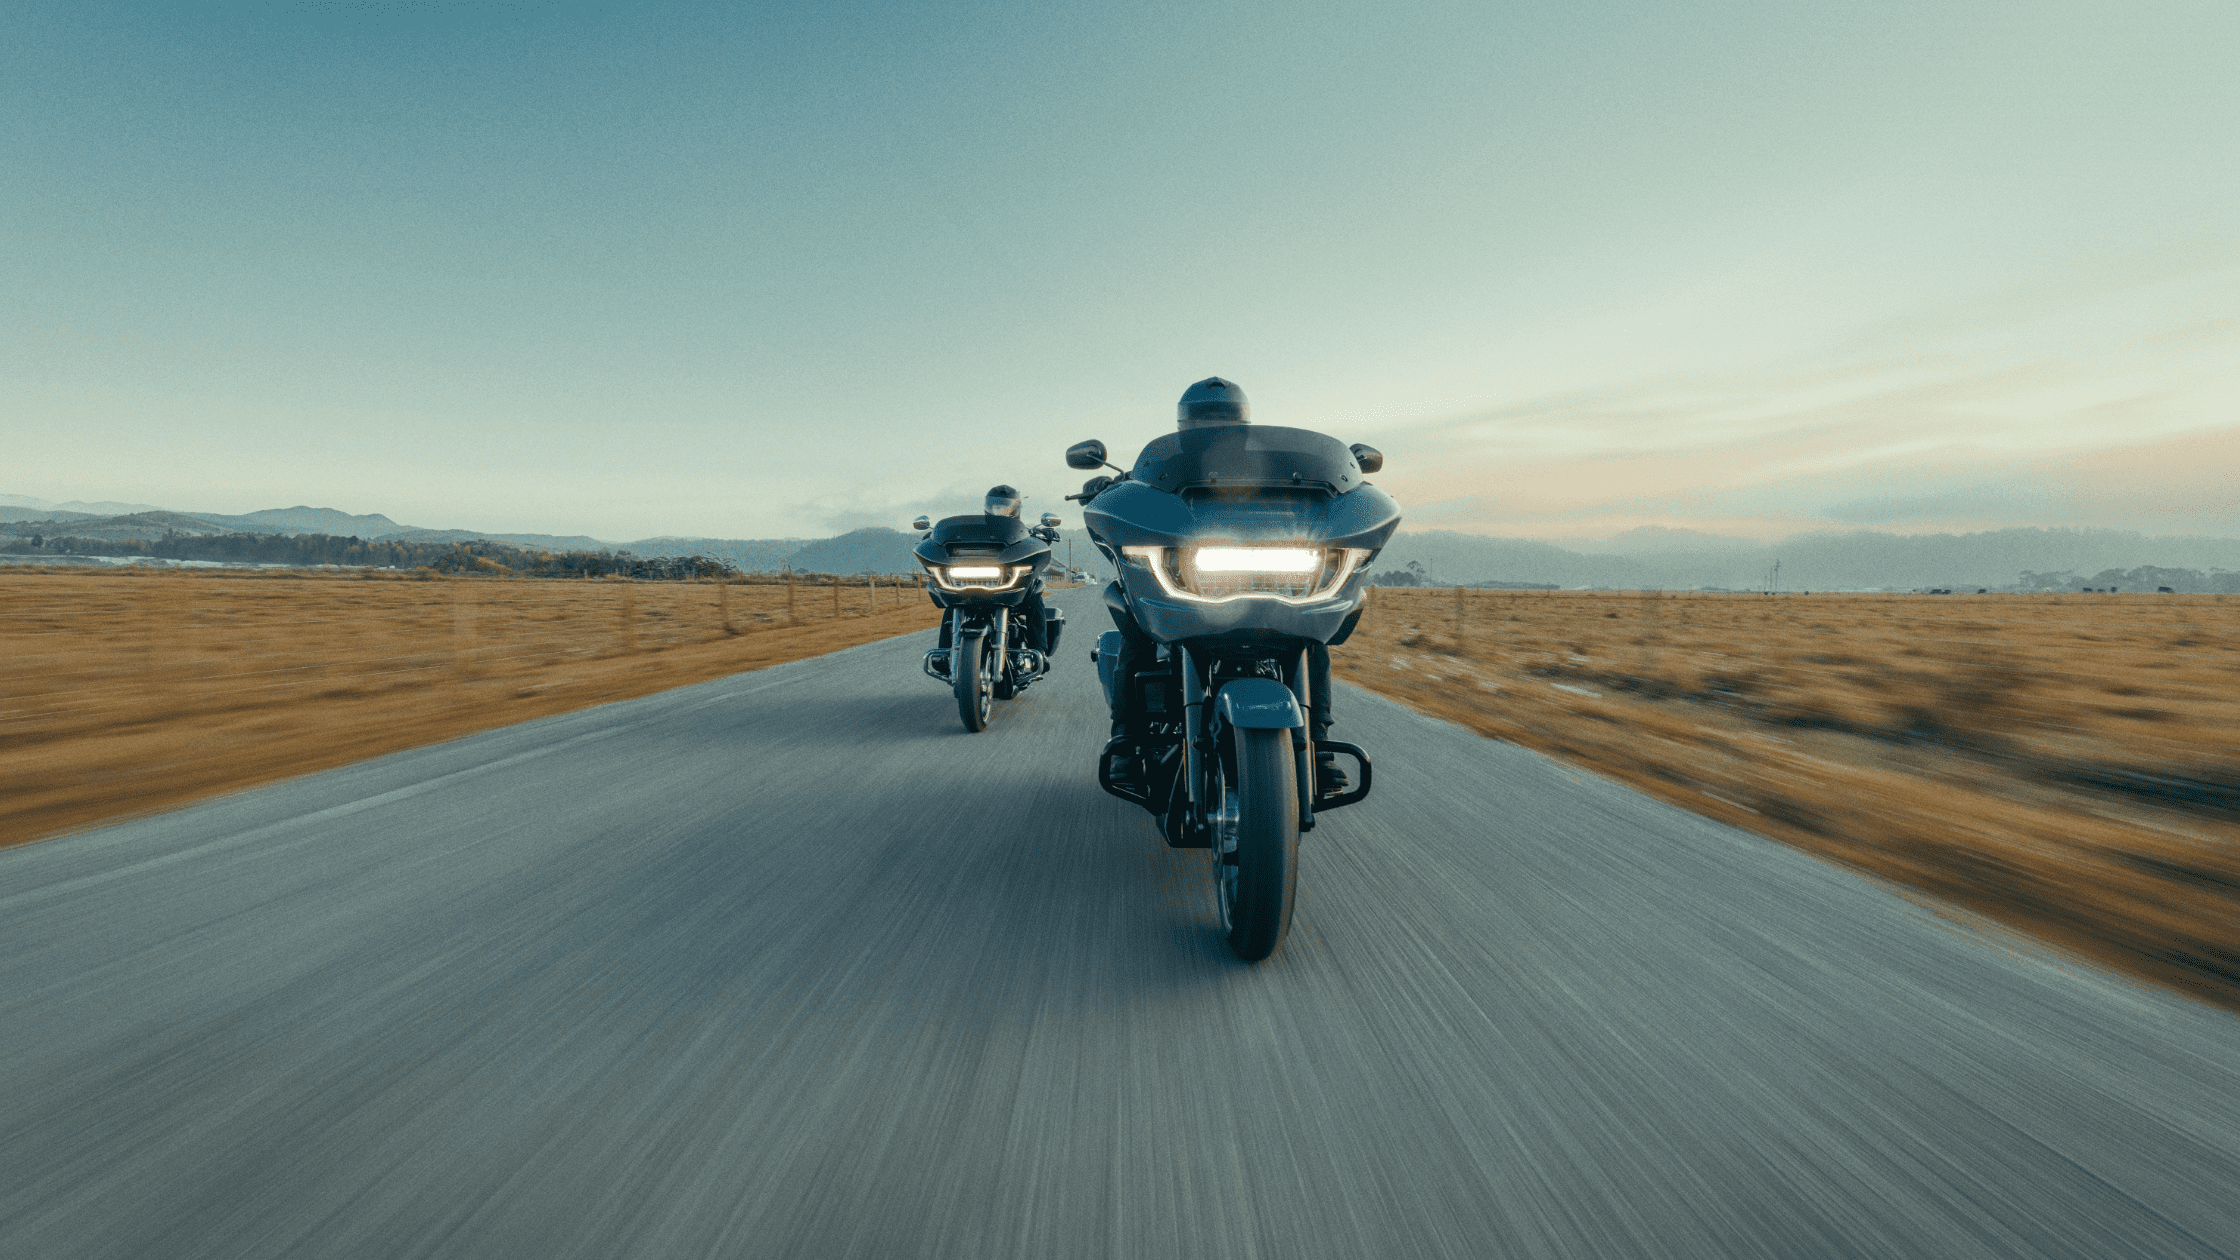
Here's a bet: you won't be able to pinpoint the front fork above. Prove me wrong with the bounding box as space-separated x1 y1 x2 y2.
1180 646 1318 843
1290 647 1316 834
1181 646 1207 840
929 606 1009 681
950 607 1010 655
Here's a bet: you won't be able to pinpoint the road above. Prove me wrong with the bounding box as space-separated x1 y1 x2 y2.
4 588 2237 1259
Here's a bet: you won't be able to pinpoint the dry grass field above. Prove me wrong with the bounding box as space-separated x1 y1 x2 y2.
1334 588 2240 1013
14 568 2235 1011
0 566 941 848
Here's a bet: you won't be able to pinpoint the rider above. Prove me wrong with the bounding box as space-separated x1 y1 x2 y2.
983 484 1054 660
1086 377 1347 794
929 485 1055 660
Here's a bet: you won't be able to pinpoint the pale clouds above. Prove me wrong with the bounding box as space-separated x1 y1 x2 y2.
1358 259 2240 542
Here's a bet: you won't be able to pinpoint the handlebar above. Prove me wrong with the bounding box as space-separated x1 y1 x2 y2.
1067 472 1125 505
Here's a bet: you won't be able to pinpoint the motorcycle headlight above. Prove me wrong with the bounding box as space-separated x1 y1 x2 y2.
924 559 1033 592
1193 547 1320 573
1121 546 1368 603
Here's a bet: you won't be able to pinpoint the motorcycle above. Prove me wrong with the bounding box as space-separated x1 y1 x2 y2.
914 509 1066 731
1070 425 1400 960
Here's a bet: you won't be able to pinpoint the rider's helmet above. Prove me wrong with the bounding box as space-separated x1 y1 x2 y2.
1177 376 1250 430
984 485 1023 517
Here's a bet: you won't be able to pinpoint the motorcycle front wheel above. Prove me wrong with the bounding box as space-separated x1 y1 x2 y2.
1215 725 1300 961
954 634 994 731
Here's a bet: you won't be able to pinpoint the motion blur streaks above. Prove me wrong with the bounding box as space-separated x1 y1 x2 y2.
3 589 2237 1258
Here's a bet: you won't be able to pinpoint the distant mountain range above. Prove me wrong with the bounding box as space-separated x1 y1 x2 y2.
0 495 172 519
1371 527 2240 592
0 501 417 535
0 496 1116 580
7 494 2240 590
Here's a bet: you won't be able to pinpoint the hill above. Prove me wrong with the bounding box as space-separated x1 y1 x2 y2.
1371 532 1655 589
0 511 240 543
1374 526 2240 592
0 495 168 516
482 532 616 552
0 507 104 524
185 506 411 536
626 536 801 574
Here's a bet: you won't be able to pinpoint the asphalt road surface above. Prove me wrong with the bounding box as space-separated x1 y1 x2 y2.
5 588 2238 1259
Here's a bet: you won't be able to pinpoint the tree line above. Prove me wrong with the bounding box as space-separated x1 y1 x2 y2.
2015 565 2240 594
1369 560 1555 590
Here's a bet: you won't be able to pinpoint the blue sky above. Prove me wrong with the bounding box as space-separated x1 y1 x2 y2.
5 0 2235 541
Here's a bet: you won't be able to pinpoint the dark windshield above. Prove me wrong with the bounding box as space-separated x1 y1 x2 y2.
1130 425 1365 496
929 514 1027 550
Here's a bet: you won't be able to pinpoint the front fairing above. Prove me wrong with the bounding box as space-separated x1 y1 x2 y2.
917 513 1052 606
1083 479 1400 550
1085 476 1401 646
911 535 1051 568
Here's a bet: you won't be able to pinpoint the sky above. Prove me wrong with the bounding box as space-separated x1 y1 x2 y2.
4 0 2235 543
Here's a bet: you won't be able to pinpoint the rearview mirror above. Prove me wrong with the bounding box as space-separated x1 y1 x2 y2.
911 516 931 532
1040 512 1063 528
1066 439 1109 470
1349 443 1384 474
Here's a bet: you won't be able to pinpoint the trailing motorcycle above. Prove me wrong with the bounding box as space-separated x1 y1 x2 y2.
1071 425 1399 960
914 507 1066 731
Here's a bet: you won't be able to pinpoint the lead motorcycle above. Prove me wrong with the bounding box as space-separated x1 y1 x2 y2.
1070 426 1400 959
914 509 1066 731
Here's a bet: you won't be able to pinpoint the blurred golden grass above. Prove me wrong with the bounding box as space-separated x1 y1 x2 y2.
1334 587 2240 1013
0 566 939 847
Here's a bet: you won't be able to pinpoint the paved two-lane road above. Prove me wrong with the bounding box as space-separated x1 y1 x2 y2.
4 589 2237 1258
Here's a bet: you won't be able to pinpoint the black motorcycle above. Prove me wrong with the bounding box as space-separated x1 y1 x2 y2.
1071 426 1399 959
914 509 1066 731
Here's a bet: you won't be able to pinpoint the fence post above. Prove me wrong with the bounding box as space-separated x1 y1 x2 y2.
1643 591 1661 676
1454 584 1465 637
141 568 161 679
176 572 199 686
719 576 733 633
452 574 469 678
785 562 796 624
832 579 841 619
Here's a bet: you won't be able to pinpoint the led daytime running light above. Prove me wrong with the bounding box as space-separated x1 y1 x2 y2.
924 559 1031 592
1121 546 1368 604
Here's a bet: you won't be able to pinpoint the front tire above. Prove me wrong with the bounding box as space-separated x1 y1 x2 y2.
954 634 993 731
1218 726 1300 961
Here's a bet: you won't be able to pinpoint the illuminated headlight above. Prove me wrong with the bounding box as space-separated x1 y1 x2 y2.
925 560 1032 592
1193 547 1320 573
1122 546 1369 603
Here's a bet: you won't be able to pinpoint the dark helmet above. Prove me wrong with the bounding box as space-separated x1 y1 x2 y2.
984 484 1023 517
1177 376 1249 430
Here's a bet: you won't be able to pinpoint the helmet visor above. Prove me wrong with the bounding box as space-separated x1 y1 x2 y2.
1178 399 1247 429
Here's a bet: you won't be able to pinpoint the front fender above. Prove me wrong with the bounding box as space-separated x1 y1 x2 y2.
1214 677 1304 729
